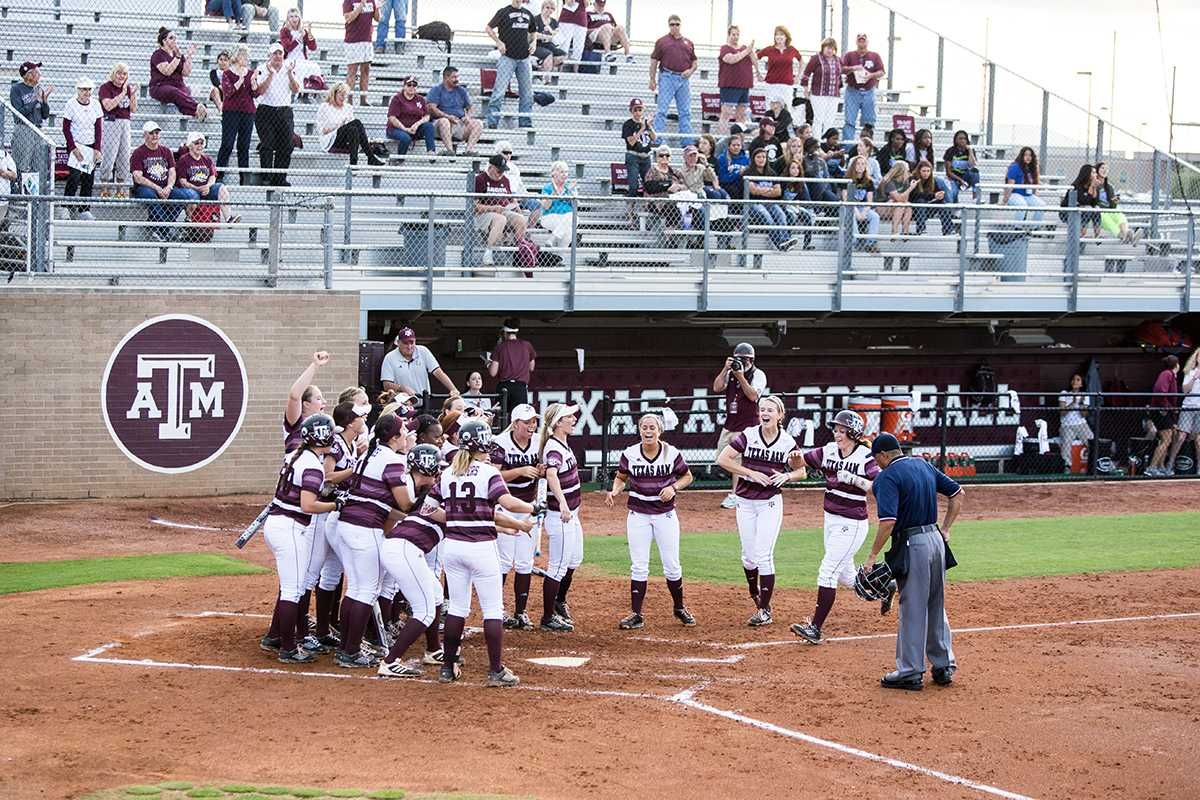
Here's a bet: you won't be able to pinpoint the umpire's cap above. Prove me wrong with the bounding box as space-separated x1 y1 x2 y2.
870 432 901 456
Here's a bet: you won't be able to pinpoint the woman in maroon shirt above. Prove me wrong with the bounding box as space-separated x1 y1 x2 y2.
756 26 804 109
385 77 435 154
717 25 758 135
801 37 842 144
343 0 380 106
148 27 207 121
216 45 258 178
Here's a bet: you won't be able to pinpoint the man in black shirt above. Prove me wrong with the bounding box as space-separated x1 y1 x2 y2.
621 97 655 197
748 116 785 173
485 0 536 129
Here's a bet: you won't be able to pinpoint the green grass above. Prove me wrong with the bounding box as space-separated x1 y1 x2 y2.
0 553 266 595
583 511 1200 585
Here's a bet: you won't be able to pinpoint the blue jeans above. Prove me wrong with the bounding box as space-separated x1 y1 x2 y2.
386 122 435 153
914 204 954 235
944 169 980 204
375 0 408 47
654 70 694 146
132 185 198 223
207 0 242 19
784 204 816 246
625 152 650 197
854 206 881 246
1007 192 1045 223
842 87 876 141
486 56 533 128
747 202 790 248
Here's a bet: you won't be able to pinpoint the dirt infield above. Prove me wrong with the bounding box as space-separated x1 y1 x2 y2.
1 482 1197 800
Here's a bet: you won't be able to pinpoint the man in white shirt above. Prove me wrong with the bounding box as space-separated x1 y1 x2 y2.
380 325 460 399
61 77 103 220
254 43 299 187
0 146 16 223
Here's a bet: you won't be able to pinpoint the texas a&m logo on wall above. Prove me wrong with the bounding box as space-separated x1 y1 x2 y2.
101 314 248 474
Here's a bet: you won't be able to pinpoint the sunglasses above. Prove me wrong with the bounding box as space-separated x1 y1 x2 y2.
404 80 418 86
669 22 680 26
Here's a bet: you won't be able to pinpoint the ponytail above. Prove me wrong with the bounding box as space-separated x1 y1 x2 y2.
450 447 475 476
276 443 312 495
538 403 559 458
350 412 403 493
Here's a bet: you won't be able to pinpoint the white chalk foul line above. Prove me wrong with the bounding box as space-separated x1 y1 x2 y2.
668 688 1033 800
149 517 232 532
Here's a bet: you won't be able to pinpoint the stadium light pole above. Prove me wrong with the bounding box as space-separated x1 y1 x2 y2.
1076 71 1093 155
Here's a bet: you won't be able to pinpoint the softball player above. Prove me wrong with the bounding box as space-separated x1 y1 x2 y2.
605 413 696 630
284 351 330 453
716 396 805 627
261 413 340 664
539 403 584 632
428 419 540 687
334 413 414 668
490 403 543 631
790 410 880 644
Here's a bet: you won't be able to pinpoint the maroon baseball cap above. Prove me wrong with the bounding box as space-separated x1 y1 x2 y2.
397 326 416 342
759 116 776 126
629 98 643 111
19 61 42 77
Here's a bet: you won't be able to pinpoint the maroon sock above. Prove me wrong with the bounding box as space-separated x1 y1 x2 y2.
267 598 281 639
630 580 648 614
442 614 466 667
314 588 334 637
758 574 776 611
295 590 311 640
391 591 405 624
442 575 450 603
377 597 393 631
340 598 368 654
275 600 299 652
666 578 684 610
483 618 504 673
514 572 532 615
425 608 442 651
330 577 344 629
743 567 759 602
557 568 575 602
812 586 837 630
541 576 561 623
365 609 382 647
502 573 508 586
385 620 426 663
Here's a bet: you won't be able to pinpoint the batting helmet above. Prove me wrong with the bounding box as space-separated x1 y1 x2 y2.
733 342 756 358
854 561 894 602
458 419 493 453
828 409 865 439
408 443 442 476
299 413 335 448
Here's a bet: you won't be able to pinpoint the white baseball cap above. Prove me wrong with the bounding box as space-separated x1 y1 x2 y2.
268 42 285 54
142 121 162 134
550 403 579 428
75 77 94 90
185 131 206 145
352 403 371 416
510 403 538 422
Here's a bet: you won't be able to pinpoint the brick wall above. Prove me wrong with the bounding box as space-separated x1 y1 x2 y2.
0 289 360 499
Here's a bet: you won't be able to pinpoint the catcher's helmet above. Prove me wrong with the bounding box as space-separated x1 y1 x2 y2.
828 409 865 439
408 443 442 476
733 342 756 358
458 419 493 453
300 413 336 448
854 561 895 602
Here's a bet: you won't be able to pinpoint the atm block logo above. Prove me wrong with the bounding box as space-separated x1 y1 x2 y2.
101 314 248 473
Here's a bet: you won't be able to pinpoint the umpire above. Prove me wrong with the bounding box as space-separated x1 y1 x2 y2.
863 433 964 691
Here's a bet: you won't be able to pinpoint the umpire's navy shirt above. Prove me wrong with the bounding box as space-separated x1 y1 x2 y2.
872 456 962 531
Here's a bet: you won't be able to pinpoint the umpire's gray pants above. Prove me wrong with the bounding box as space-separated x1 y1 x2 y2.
895 530 955 677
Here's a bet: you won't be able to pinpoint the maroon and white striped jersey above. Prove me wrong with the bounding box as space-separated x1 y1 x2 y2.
328 432 358 477
543 437 581 511
269 449 325 524
385 484 444 553
283 413 303 454
730 426 800 501
340 446 408 529
430 461 508 542
617 442 689 515
802 442 879 520
489 431 540 502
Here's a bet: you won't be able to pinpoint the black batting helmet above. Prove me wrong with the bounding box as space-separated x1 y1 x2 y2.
828 409 865 439
299 413 335 448
458 419 493 453
408 443 442 476
733 342 756 358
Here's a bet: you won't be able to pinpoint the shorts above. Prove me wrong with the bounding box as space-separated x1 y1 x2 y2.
1176 408 1200 434
717 427 743 467
474 209 524 232
586 26 611 44
719 87 750 106
534 44 565 61
1149 411 1178 432
344 40 373 65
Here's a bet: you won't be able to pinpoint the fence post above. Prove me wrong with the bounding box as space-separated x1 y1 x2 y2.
886 10 895 91
726 0 734 31
937 393 948 470
820 1 828 41
342 167 352 255
935 36 944 119
599 392 612 484
322 201 333 289
421 390 432 414
985 62 996 146
956 207 968 312
411 0 417 30
700 199 712 312
498 386 509 428
1185 214 1195 314
840 0 849 62
740 178 750 267
1150 150 1161 240
1039 90 1049 174
1088 398 1101 476
567 196 578 312
834 203 851 312
1066 205 1081 313
625 0 631 39
267 204 281 287
424 194 435 311
1094 119 1104 163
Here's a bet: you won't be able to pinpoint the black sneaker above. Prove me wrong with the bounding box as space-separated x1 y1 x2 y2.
258 635 282 654
334 649 375 669
486 665 520 687
747 608 773 627
301 634 333 654
932 667 955 686
673 607 697 626
618 612 644 630
512 612 534 631
439 662 461 684
554 600 572 622
502 614 521 630
540 614 574 632
278 647 316 664
790 621 821 644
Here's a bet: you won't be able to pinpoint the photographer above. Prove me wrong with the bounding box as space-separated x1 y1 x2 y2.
713 342 768 509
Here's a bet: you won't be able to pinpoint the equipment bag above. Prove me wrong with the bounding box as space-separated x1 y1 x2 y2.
184 203 221 243
416 21 454 52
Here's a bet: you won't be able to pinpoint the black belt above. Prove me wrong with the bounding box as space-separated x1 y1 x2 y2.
900 524 940 536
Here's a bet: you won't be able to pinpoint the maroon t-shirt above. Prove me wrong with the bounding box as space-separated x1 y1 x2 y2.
651 34 697 73
343 0 375 43
718 44 753 89
130 144 175 188
99 81 133 121
175 152 215 187
757 46 803 85
220 69 256 114
724 371 760 431
557 0 588 26
474 171 512 208
387 92 428 131
492 338 536 383
586 10 615 30
1151 369 1179 409
842 49 885 90
149 47 185 91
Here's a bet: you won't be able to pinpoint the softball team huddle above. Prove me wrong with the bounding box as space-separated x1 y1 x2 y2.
258 352 884 686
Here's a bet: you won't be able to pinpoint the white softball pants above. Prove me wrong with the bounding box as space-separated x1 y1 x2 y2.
544 511 584 581
736 496 784 575
317 510 344 591
627 510 682 581
809 95 840 143
818 512 868 589
443 538 504 620
303 511 343 592
264 514 312 603
497 511 534 574
379 538 441 627
554 22 587 62
337 520 384 604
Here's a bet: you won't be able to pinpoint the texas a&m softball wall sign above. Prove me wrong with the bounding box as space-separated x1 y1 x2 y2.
101 314 248 474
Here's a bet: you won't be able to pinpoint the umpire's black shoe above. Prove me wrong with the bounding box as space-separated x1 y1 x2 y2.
880 671 924 691
932 667 955 686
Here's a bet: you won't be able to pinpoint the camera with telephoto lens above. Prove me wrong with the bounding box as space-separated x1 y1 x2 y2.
730 356 746 373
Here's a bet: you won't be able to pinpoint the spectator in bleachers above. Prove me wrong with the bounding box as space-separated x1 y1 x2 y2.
845 122 874 154
696 133 718 165
851 135 882 184
206 0 242 28
801 38 841 143
150 28 207 121
538 160 577 248
717 25 758 135
375 0 408 53
717 132 749 199
802 137 839 205
840 33 883 141
97 65 136 198
942 130 980 204
495 140 542 222
744 147 796 250
216 46 257 182
474 154 528 266
763 97 794 142
317 83 385 166
783 135 805 168
819 127 846 178
622 98 655 198
1063 164 1101 239
176 131 239 224
905 127 934 167
254 44 298 187
485 0 537 130
844 155 880 252
1145 354 1183 477
780 158 815 247
1096 162 1141 244
910 160 953 236
649 14 698 146
463 371 493 412
386 77 435 155
643 144 692 229
239 0 280 30
876 161 915 237
9 62 53 190
428 67 484 155
343 0 381 107
281 10 325 92
533 1 567 75
208 51 229 114
680 143 728 203
876 128 908 175
0 146 16 221
585 0 633 63
61 77 102 220
756 26 803 109
130 121 193 239
748 117 785 173
554 0 589 71
1003 147 1045 224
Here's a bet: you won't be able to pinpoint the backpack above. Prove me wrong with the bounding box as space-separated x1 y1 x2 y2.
968 362 996 407
185 203 221 243
416 21 454 51
515 236 539 277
